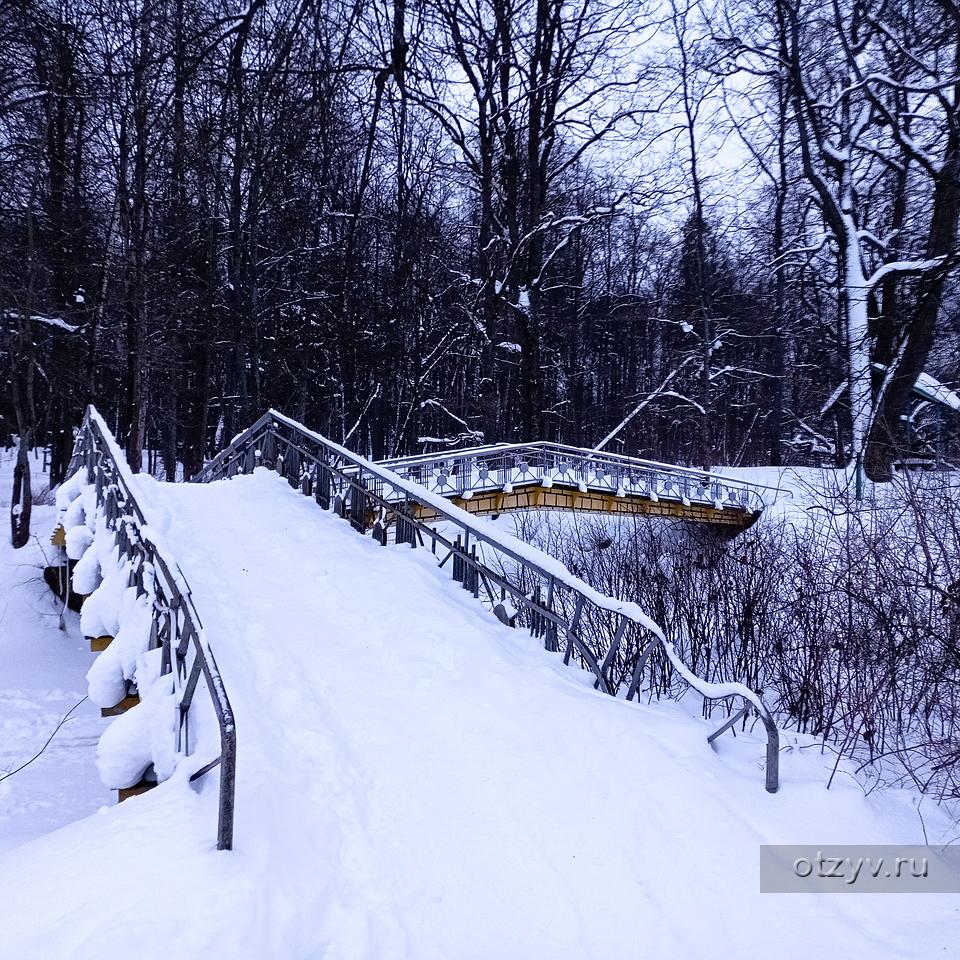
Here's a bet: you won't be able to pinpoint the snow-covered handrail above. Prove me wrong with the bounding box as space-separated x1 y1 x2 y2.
69 406 237 849
197 410 779 793
381 440 780 494
374 441 774 518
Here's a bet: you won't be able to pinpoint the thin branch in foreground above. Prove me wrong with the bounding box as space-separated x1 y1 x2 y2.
0 696 89 784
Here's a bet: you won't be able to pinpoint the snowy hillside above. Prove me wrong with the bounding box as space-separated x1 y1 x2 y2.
0 463 956 959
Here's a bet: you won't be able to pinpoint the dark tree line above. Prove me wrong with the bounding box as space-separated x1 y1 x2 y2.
2 0 958 544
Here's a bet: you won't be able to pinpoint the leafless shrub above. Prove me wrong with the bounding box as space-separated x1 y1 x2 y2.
509 473 960 802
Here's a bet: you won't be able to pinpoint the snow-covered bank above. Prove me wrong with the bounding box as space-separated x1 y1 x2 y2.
0 467 955 958
0 449 110 854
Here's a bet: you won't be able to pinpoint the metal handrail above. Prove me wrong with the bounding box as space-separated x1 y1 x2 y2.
379 440 782 490
197 410 779 792
380 439 779 487
374 440 772 514
69 406 237 849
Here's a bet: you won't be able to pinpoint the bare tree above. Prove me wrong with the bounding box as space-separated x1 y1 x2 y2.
728 0 960 493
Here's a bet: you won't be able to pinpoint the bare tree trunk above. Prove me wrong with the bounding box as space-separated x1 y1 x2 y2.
866 136 960 480
10 206 37 548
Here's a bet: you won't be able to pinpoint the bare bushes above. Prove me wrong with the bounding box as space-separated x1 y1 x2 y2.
509 473 960 800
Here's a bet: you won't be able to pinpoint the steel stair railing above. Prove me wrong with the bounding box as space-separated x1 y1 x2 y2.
196 410 780 793
68 406 237 849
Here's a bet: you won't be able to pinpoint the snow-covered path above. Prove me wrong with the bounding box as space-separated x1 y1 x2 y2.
0 468 955 958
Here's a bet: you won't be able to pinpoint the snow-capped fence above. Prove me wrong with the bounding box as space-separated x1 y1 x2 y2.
198 410 780 792
67 407 237 849
376 440 771 523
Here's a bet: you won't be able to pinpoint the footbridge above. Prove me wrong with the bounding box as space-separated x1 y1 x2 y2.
200 422 773 531
375 442 769 530
49 407 779 854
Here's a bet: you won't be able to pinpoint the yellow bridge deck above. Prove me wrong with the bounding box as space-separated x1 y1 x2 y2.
408 482 759 529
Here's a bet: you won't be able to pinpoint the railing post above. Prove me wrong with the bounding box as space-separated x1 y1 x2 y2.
544 577 558 652
563 595 585 666
261 430 276 468
461 532 471 591
528 584 540 637
285 445 301 488
218 730 237 850
85 441 94 484
316 463 331 510
760 711 780 793
350 470 367 532
160 607 172 676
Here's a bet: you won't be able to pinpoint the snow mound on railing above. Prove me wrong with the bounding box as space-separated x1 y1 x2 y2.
55 475 100 567
96 650 177 789
54 467 86 510
86 588 153 709
74 507 126 634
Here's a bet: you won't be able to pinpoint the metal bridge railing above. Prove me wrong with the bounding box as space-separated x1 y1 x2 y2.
70 406 237 850
376 441 773 514
197 410 779 793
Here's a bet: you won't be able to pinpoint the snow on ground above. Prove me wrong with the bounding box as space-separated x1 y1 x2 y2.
0 466 956 958
0 448 110 854
716 463 960 531
714 464 850 516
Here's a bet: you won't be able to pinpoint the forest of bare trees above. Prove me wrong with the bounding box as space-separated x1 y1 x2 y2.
2 0 958 542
